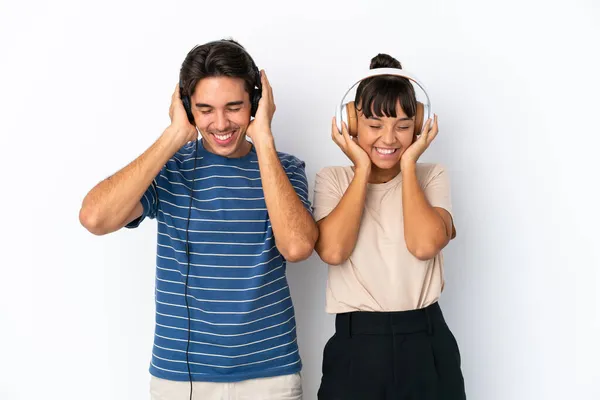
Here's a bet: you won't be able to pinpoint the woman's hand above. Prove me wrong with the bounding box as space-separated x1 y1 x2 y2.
331 117 371 172
401 114 438 169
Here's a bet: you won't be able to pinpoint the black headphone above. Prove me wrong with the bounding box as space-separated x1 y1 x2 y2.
179 40 262 125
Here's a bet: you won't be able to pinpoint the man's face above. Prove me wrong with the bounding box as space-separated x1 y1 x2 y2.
190 76 252 158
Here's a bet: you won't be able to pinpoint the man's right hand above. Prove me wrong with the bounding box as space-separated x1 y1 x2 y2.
168 83 198 144
79 84 199 236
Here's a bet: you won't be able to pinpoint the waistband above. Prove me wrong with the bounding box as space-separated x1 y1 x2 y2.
334 302 445 337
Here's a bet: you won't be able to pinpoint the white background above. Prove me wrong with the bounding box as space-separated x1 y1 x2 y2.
1 0 599 399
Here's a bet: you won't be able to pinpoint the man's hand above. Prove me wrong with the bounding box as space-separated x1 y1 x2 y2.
168 83 199 145
246 70 276 144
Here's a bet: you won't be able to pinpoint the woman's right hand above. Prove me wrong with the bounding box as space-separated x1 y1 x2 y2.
168 83 198 144
331 117 371 171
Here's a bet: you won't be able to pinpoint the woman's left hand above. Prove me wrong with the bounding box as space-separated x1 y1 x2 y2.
400 114 438 168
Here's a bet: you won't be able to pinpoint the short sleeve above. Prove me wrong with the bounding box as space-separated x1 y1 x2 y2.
125 178 159 229
423 164 453 218
283 157 312 213
312 167 343 222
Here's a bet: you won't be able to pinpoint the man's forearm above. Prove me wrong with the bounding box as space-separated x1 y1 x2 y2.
79 128 185 235
254 136 318 262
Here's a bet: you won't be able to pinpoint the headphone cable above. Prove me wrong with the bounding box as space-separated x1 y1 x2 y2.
184 138 198 400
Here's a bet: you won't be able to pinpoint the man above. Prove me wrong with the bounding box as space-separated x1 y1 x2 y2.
79 39 317 399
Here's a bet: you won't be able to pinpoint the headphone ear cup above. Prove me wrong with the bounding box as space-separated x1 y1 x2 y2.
414 101 424 138
250 88 261 117
345 101 358 136
250 67 262 118
180 82 195 125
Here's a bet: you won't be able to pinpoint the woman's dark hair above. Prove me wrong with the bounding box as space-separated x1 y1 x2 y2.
179 39 258 98
355 53 417 119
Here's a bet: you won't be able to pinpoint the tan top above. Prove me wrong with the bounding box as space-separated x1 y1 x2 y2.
312 163 454 313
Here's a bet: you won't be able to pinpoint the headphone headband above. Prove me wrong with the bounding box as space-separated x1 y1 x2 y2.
182 40 262 91
335 68 433 134
198 40 261 76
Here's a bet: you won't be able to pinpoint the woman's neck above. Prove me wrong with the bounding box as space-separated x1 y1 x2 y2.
368 163 401 184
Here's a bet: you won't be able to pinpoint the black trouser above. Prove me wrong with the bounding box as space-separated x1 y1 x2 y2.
317 302 466 400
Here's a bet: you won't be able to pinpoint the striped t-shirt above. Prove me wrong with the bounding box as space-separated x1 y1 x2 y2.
126 139 311 382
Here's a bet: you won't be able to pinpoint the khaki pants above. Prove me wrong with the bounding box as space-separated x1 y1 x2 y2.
150 373 303 400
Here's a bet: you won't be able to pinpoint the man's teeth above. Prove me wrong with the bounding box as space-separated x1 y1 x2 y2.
376 148 396 155
214 132 234 140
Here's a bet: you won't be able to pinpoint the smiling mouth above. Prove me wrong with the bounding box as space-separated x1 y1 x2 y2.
211 130 237 145
375 147 398 155
214 132 234 140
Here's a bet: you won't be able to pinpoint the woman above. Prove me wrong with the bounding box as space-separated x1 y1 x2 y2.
313 53 466 399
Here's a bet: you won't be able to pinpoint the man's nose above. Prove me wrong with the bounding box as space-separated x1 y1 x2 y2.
214 110 229 131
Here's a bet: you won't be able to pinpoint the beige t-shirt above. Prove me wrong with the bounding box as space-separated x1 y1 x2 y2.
312 163 454 314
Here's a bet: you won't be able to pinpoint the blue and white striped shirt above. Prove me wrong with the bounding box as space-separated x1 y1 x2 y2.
126 139 311 382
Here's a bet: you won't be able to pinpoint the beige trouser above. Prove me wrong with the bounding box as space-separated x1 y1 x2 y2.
150 373 303 400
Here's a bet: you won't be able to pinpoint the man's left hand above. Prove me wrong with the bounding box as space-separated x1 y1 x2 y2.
246 70 276 144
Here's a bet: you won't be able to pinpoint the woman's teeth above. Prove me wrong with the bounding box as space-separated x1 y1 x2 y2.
375 147 397 155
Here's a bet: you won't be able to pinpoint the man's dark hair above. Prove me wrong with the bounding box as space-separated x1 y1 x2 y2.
179 39 258 98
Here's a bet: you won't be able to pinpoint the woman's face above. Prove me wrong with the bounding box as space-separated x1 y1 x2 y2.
356 101 416 170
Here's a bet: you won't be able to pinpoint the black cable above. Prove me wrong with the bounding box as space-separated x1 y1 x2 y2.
184 138 198 400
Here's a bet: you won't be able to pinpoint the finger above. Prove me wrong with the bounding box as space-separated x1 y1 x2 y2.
332 131 345 148
331 118 341 138
261 69 271 87
331 116 342 136
424 118 432 132
421 118 432 139
339 122 351 146
262 70 275 103
260 70 271 89
331 117 342 143
173 83 181 100
340 121 352 143
341 122 360 150
331 118 345 146
428 114 439 143
259 70 270 96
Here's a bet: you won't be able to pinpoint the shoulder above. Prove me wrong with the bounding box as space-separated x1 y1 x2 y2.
276 151 306 172
415 162 448 184
154 142 201 189
163 141 199 169
315 166 353 190
316 165 352 179
277 151 306 179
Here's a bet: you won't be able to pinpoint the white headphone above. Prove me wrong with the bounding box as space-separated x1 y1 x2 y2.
335 67 433 136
